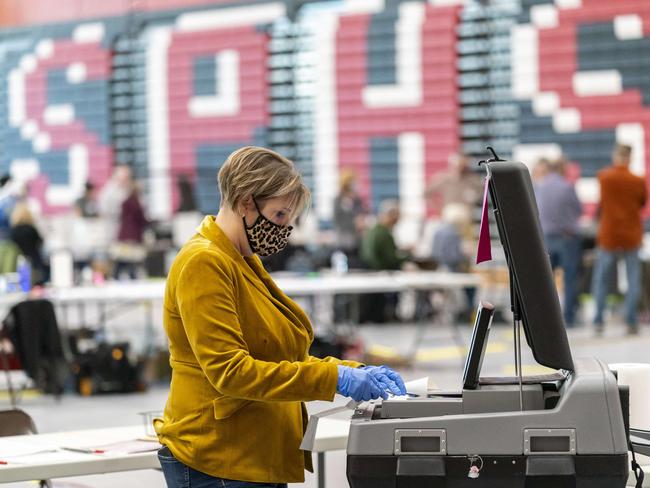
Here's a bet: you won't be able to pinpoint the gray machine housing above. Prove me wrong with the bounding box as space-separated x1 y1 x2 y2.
345 160 630 487
348 358 627 457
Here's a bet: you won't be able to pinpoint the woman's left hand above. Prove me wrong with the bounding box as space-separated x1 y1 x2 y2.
361 365 407 396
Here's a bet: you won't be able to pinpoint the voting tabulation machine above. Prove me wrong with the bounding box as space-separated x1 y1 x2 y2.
345 155 647 487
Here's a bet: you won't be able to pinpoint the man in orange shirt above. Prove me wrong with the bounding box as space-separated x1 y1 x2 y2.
591 144 647 335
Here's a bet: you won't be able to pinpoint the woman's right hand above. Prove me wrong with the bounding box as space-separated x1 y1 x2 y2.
336 366 387 401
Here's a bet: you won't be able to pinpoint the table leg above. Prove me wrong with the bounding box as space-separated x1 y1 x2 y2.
317 452 325 488
99 302 106 326
351 295 360 325
144 299 154 357
0 343 17 408
61 303 69 328
446 290 466 364
408 289 465 364
80 302 86 328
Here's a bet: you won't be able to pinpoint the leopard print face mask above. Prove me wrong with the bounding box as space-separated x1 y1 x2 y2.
243 198 293 257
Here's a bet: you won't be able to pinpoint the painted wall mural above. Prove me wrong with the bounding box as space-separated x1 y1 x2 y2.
305 1 460 240
0 22 116 214
0 0 648 236
513 0 650 213
142 3 284 218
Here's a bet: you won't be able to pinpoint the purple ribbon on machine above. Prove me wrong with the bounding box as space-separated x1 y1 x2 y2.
476 176 492 264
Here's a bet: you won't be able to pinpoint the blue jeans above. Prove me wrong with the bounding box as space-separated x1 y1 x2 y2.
545 234 581 325
158 447 288 488
591 247 641 328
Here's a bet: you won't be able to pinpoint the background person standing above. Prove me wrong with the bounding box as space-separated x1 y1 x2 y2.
534 158 583 327
98 164 133 243
112 182 149 280
426 152 483 217
591 144 647 335
10 201 46 285
333 169 365 266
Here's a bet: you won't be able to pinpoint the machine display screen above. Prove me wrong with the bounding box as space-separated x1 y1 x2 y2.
462 301 495 390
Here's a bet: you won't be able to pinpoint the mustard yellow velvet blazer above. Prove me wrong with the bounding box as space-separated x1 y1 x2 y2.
157 216 361 483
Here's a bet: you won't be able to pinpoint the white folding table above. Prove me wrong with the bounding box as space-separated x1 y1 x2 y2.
0 271 481 357
0 418 350 488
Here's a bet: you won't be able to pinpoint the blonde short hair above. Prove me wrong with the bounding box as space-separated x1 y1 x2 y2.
218 146 310 218
441 203 471 228
10 202 34 227
339 168 357 193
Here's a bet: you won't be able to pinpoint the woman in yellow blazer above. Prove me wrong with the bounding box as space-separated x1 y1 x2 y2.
157 146 406 488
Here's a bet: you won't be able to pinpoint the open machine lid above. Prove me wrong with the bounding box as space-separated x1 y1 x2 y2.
485 160 574 371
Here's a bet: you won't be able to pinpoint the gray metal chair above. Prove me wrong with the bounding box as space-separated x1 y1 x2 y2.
0 408 51 487
0 337 35 408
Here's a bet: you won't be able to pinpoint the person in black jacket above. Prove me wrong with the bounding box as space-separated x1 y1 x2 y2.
3 299 67 395
10 202 47 285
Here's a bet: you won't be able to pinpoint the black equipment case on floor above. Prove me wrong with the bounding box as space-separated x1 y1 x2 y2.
346 157 633 487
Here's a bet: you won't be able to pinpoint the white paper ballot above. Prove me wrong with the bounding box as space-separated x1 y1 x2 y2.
404 376 433 397
386 376 438 399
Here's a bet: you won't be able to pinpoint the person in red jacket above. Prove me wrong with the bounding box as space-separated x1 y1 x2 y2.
591 144 647 335
111 182 149 279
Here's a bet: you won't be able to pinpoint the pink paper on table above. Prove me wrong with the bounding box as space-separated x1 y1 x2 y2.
476 176 492 264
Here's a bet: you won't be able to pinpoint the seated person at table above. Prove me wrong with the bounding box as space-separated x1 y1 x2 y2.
156 146 406 488
432 204 470 272
432 203 476 322
359 199 409 322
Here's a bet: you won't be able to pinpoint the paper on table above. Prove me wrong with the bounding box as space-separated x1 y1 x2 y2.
0 442 59 458
68 439 160 455
0 450 92 465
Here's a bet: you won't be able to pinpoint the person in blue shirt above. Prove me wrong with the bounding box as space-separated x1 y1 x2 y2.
0 174 17 239
534 158 583 327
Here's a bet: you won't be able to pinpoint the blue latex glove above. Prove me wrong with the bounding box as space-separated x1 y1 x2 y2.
361 365 407 396
336 366 387 401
